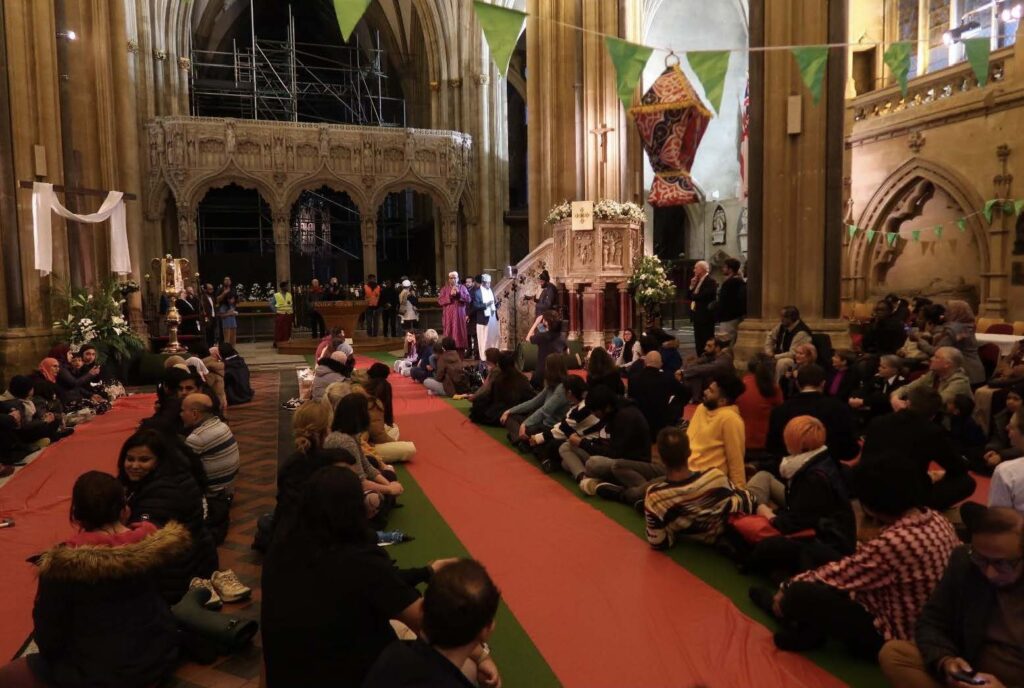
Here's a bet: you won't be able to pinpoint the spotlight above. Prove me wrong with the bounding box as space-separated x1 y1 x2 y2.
57 30 77 40
942 20 981 45
1001 4 1023 22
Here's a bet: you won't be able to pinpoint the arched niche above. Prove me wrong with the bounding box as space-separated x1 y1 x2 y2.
194 183 274 287
288 185 362 285
375 188 438 283
848 158 991 309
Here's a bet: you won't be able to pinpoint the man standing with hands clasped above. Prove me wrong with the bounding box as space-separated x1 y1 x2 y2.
687 260 717 356
469 274 500 361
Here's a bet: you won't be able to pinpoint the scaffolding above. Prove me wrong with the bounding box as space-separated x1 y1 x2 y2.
189 3 405 126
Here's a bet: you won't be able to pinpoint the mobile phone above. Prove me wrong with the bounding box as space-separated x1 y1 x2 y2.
950 671 987 686
0 518 15 529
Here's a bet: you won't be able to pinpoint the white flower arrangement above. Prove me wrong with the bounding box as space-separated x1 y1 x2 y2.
627 255 676 317
52 277 144 366
545 199 645 225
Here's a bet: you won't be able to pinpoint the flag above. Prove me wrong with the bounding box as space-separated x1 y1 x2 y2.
333 0 372 42
911 229 921 242
883 42 913 97
473 1 528 78
957 218 967 233
605 37 653 110
984 199 1000 224
934 225 943 239
865 229 876 243
846 224 857 239
791 46 829 105
738 77 749 200
886 232 898 246
687 51 731 114
964 37 991 86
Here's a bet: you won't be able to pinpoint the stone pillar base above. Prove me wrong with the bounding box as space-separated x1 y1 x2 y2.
0 328 57 379
734 318 851 363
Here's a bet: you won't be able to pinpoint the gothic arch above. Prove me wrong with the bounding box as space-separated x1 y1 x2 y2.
847 157 991 303
282 174 369 215
184 164 279 210
369 179 456 216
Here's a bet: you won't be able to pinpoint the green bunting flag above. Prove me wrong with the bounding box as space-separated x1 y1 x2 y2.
1006 201 1017 215
886 232 898 246
865 229 876 243
934 225 944 239
473 1 528 78
605 37 653 110
846 224 857 239
332 0 372 42
687 51 731 114
964 37 991 86
911 229 921 242
957 218 967 233
1016 199 1024 216
984 199 1000 224
791 46 829 105
883 42 913 97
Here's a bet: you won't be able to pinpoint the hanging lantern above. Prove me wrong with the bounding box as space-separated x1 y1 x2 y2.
630 55 711 207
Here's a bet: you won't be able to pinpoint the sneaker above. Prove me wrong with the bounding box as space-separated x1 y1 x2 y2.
594 482 624 501
189 577 222 609
211 569 251 602
578 478 600 496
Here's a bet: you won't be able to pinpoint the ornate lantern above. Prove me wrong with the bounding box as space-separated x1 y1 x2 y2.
630 55 711 207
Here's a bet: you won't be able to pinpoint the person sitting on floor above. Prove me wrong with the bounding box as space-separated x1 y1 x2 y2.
56 352 104 409
977 385 1024 474
649 327 683 375
0 471 186 688
766 364 860 464
744 416 856 578
736 354 784 463
894 346 973 408
946 393 987 469
363 558 503 688
364 364 417 464
686 373 748 489
990 410 1024 517
29 357 66 421
848 354 907 425
749 457 960 659
586 346 625 395
0 375 68 448
766 306 813 383
501 355 571 451
531 376 602 474
554 385 650 492
181 393 239 544
527 311 568 390
879 506 1024 688
394 330 420 376
424 337 470 398
311 351 351 401
220 343 254 405
615 328 642 370
202 346 229 418
826 349 860 403
116 429 219 604
325 393 404 522
627 351 685 437
644 426 756 547
142 368 201 436
973 340 1024 436
859 299 908 358
862 386 977 511
469 352 536 427
314 327 346 364
261 466 473 688
680 334 734 405
409 330 440 383
780 342 818 399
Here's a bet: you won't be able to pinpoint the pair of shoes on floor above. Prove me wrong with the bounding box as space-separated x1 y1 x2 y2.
594 482 625 501
190 569 252 609
578 477 600 496
281 397 302 410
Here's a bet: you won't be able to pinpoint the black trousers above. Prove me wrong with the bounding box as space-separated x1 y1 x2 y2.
381 308 396 337
308 309 325 339
692 320 715 356
780 581 884 659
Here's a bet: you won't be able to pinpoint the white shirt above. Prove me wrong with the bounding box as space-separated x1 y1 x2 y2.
990 457 1024 516
479 286 495 317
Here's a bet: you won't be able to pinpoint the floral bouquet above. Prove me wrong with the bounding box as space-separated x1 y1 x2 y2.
627 254 676 325
53 278 144 367
119 279 140 296
545 199 646 225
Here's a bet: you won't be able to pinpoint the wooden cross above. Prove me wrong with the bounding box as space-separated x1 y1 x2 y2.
590 123 614 164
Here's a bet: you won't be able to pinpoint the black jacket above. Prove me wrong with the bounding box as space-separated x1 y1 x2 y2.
224 355 254 405
470 371 535 426
766 392 859 461
56 367 92 405
580 399 651 460
31 523 188 688
915 547 1002 678
687 276 718 325
770 448 856 553
467 286 496 326
851 374 907 418
861 409 971 486
627 366 684 436
715 276 747 322
861 316 907 355
28 371 61 409
534 282 558 317
123 460 218 603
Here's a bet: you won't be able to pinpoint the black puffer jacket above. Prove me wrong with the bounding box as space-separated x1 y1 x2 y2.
31 522 189 688
122 460 218 603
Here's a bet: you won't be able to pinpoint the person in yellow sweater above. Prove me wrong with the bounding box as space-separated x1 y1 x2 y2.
686 373 748 487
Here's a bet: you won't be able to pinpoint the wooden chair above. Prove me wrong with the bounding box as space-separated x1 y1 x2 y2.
1013 321 1024 337
976 317 999 334
852 302 873 322
985 322 1014 335
979 343 1001 379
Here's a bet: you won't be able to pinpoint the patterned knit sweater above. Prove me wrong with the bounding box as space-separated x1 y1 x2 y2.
644 468 755 547
789 508 959 640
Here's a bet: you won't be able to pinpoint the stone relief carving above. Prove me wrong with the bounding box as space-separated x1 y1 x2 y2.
575 232 594 266
602 230 623 267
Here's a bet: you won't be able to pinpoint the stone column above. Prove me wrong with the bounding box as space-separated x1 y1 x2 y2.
580 282 606 349
360 214 378 281
176 203 199 274
567 282 579 340
440 211 459 275
272 210 291 287
618 283 633 332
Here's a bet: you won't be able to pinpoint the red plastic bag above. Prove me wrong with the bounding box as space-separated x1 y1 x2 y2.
728 514 816 544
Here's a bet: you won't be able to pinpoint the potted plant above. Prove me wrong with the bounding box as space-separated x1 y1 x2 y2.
53 277 145 380
628 254 676 328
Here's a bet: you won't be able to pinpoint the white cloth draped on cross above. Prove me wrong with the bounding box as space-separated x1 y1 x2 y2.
31 181 131 276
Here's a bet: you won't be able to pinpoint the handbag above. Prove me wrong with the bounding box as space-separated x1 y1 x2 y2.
727 513 815 545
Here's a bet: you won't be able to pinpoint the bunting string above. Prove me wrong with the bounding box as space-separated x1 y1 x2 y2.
846 199 1023 248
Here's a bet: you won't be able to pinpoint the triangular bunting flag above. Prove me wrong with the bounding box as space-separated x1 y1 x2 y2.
934 225 944 239
957 218 967 233
791 46 829 105
687 51 731 114
473 1 528 78
964 38 991 86
605 37 653 110
332 0 372 42
911 229 921 242
1016 199 1024 216
984 199 1000 224
886 232 898 246
846 224 857 239
865 229 876 243
883 42 912 97
1005 201 1016 215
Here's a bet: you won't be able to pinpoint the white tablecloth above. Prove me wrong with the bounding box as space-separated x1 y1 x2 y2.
976 333 1023 357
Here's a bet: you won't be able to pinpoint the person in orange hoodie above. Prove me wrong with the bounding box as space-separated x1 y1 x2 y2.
686 372 748 488
363 274 382 337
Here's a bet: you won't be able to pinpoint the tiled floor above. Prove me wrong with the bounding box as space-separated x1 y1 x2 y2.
161 371 289 688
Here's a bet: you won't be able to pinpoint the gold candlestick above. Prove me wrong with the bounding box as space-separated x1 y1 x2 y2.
150 254 191 354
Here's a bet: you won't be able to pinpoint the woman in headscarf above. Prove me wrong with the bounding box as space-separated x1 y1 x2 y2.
918 300 985 385
30 358 64 415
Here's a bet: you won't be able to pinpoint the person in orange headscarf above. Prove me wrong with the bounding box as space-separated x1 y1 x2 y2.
29 358 64 414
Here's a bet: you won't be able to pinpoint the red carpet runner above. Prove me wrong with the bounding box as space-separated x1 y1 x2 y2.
390 375 845 688
0 395 156 660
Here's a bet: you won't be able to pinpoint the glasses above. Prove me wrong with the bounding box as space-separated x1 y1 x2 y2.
969 548 1024 575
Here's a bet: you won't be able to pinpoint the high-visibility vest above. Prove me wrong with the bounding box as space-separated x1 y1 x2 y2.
273 292 293 314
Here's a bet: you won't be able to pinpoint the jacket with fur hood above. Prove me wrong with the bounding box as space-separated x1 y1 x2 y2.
31 521 190 688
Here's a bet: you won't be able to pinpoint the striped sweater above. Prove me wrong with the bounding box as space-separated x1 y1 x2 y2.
789 508 959 640
531 401 603 445
185 416 240 495
644 468 755 548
